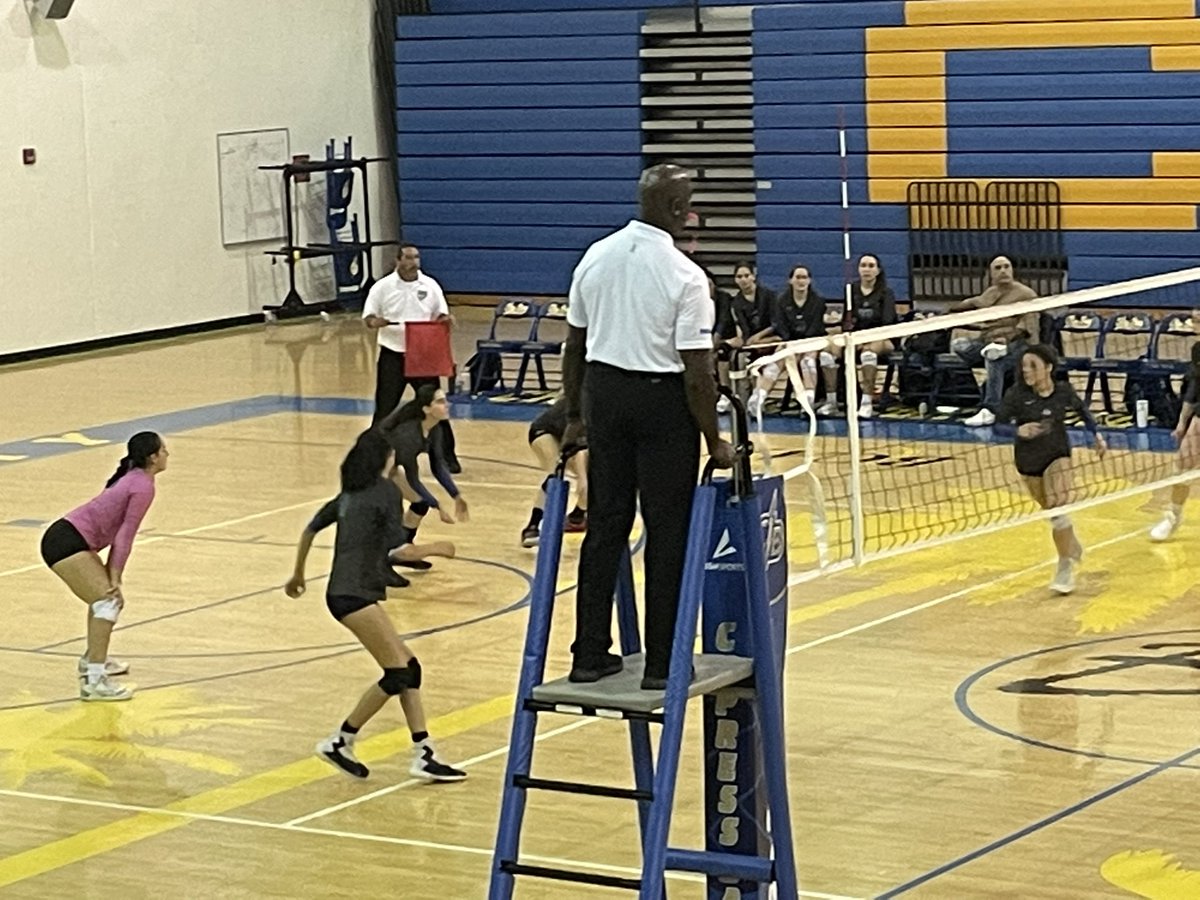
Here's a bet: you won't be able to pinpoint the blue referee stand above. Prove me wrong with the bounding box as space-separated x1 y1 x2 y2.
489 395 798 898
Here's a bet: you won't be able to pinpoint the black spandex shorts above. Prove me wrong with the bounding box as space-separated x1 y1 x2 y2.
1016 453 1069 479
528 421 563 445
326 594 378 622
40 518 90 568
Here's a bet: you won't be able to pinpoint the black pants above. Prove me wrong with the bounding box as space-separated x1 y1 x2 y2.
572 363 700 678
373 347 458 461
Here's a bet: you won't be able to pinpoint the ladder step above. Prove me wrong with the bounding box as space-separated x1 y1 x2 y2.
664 847 775 882
530 652 755 715
499 860 642 891
514 774 653 802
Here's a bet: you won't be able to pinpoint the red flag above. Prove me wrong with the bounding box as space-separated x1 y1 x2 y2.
404 320 454 377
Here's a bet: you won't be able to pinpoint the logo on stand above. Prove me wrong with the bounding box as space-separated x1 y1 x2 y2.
706 528 742 572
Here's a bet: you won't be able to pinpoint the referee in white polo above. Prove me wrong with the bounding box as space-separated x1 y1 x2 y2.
563 164 735 691
363 242 459 470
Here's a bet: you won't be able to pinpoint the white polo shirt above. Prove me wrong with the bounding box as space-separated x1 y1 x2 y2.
362 271 449 353
567 219 713 373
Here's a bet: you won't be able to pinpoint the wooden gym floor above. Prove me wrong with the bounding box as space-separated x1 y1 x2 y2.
0 315 1196 899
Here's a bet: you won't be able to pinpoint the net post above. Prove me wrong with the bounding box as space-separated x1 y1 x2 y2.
843 333 867 565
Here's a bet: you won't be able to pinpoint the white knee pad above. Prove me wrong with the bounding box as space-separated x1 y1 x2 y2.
860 350 878 368
800 356 817 377
91 597 121 623
1050 514 1072 532
819 350 836 369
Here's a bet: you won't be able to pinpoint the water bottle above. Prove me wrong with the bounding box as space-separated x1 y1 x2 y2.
1135 399 1149 429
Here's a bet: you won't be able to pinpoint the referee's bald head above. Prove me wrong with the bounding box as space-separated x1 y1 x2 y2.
639 164 693 236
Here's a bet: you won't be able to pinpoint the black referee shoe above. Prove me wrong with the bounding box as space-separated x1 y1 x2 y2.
568 653 623 683
392 558 432 571
640 665 696 692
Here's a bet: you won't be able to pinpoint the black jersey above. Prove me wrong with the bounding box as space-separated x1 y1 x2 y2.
771 292 827 342
845 283 897 332
717 286 774 341
1183 371 1200 406
380 418 459 509
309 478 406 601
997 381 1097 477
530 398 568 442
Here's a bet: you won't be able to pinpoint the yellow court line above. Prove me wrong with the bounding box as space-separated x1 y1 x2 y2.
0 518 1154 887
0 693 513 889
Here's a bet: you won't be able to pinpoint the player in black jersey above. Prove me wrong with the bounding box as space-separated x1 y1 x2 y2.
843 254 897 418
521 396 588 547
1151 340 1200 541
285 429 466 782
748 265 839 418
378 385 468 576
997 345 1107 594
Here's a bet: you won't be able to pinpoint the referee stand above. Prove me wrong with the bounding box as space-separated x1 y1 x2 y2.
490 397 798 899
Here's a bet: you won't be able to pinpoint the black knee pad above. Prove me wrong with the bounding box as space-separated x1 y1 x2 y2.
715 343 733 363
378 666 414 696
409 501 430 517
377 658 422 695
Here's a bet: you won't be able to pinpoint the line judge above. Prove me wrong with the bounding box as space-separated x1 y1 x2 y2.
562 163 735 691
362 243 460 472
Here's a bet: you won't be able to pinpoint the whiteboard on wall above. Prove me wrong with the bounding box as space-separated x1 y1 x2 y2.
217 128 289 246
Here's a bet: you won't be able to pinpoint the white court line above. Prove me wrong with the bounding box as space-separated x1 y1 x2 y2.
0 787 863 899
0 497 328 581
786 524 1146 657
3 515 1147 894
285 718 594 826
290 525 1149 829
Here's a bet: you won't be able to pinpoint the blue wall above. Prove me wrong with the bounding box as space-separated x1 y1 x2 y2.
395 10 645 294
403 1 1200 300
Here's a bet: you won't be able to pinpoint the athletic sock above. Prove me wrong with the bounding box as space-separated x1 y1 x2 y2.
411 730 429 745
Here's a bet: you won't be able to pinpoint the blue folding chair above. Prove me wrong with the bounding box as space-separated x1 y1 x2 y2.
1091 311 1155 415
472 300 540 394
1050 310 1106 407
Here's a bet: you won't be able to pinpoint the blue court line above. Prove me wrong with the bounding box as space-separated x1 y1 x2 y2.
881 630 1200 896
876 744 1200 898
955 628 1200 771
0 394 1178 468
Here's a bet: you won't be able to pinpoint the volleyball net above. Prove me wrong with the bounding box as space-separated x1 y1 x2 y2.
739 267 1200 577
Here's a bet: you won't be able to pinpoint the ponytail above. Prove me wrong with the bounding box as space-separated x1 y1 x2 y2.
105 431 162 489
105 457 134 489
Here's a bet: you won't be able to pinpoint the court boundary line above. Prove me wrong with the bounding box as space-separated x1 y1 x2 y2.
0 785 862 900
285 525 1147 831
877 745 1200 898
0 523 1147 895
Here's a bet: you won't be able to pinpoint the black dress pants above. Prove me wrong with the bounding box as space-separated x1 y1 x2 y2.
372 347 458 461
572 362 701 679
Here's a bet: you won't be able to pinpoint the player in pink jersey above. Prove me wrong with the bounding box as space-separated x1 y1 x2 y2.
39 431 169 701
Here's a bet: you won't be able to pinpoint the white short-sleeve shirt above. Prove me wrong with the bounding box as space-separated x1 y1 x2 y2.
566 220 713 373
362 271 449 353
